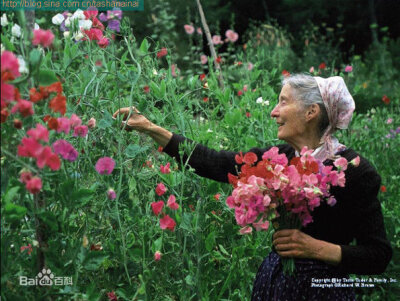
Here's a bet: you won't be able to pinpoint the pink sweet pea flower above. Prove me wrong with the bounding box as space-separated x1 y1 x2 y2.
159 214 176 231
57 117 71 134
247 62 254 71
225 29 239 42
36 146 61 170
1 51 20 79
32 29 55 47
53 139 78 161
97 37 109 48
386 118 393 124
27 123 49 142
155 183 167 196
151 201 164 216
184 24 195 34
167 195 179 210
107 291 117 301
344 65 353 73
19 171 33 183
83 28 103 41
95 157 115 174
197 27 202 35
73 125 88 137
20 244 33 255
212 35 223 45
154 251 162 261
26 177 42 194
17 137 42 158
171 64 178 77
200 55 208 65
11 99 34 117
84 6 98 19
350 156 360 167
160 162 171 174
333 157 348 172
70 114 82 128
309 66 314 73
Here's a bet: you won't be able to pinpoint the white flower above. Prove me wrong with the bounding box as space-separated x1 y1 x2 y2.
52 13 65 25
34 23 39 30
17 55 29 74
1 13 8 27
256 97 263 104
207 129 213 133
73 31 84 41
1 43 5 54
79 19 92 30
263 100 270 106
11 24 21 37
152 68 158 75
63 31 70 38
64 17 71 27
72 9 85 20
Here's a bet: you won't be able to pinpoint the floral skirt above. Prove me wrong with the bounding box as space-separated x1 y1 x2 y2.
251 251 356 301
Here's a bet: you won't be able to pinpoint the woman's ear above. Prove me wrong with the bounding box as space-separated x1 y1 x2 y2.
305 104 320 122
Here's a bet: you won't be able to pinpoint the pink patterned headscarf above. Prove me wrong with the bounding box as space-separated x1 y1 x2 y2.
313 76 355 161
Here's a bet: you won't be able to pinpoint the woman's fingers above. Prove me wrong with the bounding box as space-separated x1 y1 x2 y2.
112 107 140 120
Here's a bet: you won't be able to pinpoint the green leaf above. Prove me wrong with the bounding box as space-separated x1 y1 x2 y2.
71 189 94 203
38 69 58 85
125 144 148 158
205 232 216 252
97 118 112 129
152 236 162 253
29 49 42 73
83 252 108 271
159 80 166 97
224 109 242 126
219 244 230 256
139 38 149 55
4 202 27 223
3 186 20 203
1 34 15 51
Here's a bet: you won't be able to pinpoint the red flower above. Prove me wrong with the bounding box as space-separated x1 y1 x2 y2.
151 201 164 216
49 94 67 115
143 85 150 93
203 97 209 102
318 62 326 70
214 193 221 201
382 95 390 105
282 70 290 77
97 37 110 48
157 146 163 152
155 183 167 196
159 215 176 231
26 177 42 194
1 109 9 123
237 90 243 96
11 99 34 117
20 244 33 255
107 291 118 301
90 244 103 251
380 185 386 193
246 112 251 118
199 73 206 81
47 117 59 130
157 47 168 58
215 56 222 64
243 152 258 165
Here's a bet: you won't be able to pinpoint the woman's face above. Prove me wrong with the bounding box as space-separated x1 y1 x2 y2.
270 84 307 144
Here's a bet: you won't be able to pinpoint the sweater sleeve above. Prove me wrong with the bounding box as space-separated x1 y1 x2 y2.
336 162 392 275
162 133 278 183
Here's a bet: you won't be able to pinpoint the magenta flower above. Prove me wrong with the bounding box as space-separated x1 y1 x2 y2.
1 51 20 78
154 251 162 261
151 201 164 216
160 162 171 174
70 114 82 128
95 157 115 174
27 123 49 142
200 55 208 65
26 177 42 194
57 117 71 134
167 194 179 210
159 214 176 231
344 65 353 73
53 139 78 161
73 125 88 137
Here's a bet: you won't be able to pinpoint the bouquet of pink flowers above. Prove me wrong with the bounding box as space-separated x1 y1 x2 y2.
226 146 359 274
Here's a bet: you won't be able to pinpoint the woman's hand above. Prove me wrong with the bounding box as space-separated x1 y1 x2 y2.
273 229 342 265
112 106 152 133
113 106 173 147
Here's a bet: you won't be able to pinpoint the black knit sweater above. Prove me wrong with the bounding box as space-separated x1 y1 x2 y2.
163 133 392 275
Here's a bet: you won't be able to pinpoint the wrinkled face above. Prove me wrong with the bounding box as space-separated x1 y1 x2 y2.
270 84 307 143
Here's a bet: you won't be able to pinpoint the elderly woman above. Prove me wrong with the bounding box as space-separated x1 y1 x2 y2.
114 74 392 300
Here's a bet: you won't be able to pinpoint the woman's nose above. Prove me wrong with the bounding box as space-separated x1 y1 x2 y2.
270 105 279 118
